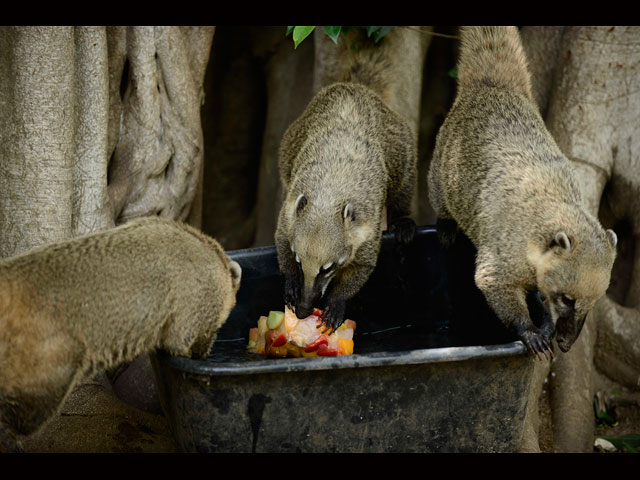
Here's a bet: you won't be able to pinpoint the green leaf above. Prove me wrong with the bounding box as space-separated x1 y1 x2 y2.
286 26 295 36
599 434 640 451
367 26 393 43
621 442 639 453
323 26 342 44
367 26 382 37
292 26 315 49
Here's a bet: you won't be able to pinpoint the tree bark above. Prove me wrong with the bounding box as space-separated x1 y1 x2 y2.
73 27 115 236
0 27 77 257
0 26 214 260
520 26 564 118
251 27 315 247
108 26 214 227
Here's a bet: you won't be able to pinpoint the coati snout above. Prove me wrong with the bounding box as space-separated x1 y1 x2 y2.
289 194 354 320
555 313 586 353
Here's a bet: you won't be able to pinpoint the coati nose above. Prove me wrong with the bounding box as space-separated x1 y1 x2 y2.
295 304 313 319
556 338 571 353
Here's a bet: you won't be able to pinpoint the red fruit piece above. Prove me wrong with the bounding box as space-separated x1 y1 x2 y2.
304 335 328 352
265 330 278 350
272 333 287 348
316 343 338 356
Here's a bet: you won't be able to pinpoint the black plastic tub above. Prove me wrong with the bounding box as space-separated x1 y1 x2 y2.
152 226 534 452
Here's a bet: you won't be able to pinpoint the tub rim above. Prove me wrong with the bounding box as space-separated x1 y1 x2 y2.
156 340 528 377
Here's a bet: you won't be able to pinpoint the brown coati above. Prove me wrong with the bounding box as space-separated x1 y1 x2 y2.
0 217 241 452
427 26 617 358
275 82 417 331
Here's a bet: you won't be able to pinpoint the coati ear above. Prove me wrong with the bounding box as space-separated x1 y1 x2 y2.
551 231 571 252
294 194 307 216
606 229 618 249
343 203 356 223
229 260 242 290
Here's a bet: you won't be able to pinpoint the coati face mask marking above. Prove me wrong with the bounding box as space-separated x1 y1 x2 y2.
289 194 355 318
535 229 617 352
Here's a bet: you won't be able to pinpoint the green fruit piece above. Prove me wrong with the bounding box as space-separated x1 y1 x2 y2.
267 311 284 330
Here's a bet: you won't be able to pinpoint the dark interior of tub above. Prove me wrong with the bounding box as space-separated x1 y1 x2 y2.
208 225 536 363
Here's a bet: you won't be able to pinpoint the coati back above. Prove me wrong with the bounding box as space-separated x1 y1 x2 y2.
0 217 241 451
428 26 617 357
276 82 416 331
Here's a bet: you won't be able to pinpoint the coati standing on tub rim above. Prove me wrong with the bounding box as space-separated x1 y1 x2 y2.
427 26 617 358
276 82 417 332
0 217 241 452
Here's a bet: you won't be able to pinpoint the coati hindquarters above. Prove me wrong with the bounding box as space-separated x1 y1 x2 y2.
427 26 617 358
0 217 241 452
276 82 417 332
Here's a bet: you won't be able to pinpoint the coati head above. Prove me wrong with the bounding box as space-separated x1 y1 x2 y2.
533 228 617 352
287 192 373 319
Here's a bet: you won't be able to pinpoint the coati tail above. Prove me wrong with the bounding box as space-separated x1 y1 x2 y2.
457 26 533 101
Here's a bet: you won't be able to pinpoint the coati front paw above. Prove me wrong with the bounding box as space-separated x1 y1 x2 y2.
526 290 556 342
538 321 555 343
283 274 301 311
317 298 347 334
518 326 554 361
436 218 459 249
388 216 417 245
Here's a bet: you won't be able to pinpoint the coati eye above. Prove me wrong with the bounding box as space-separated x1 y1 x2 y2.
559 294 575 309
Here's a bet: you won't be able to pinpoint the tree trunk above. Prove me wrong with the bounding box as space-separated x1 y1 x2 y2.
108 26 214 227
0 26 214 260
252 28 315 247
0 27 77 257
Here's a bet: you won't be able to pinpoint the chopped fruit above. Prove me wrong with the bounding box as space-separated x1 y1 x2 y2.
283 308 300 332
247 305 356 358
316 343 338 356
338 338 354 355
304 335 329 352
248 328 258 343
267 311 284 330
272 333 287 348
265 330 278 351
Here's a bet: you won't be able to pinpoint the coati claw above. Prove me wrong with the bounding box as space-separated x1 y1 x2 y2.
519 328 554 360
435 218 459 249
317 300 346 334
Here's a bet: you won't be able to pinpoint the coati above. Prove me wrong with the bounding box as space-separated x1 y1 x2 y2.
275 82 417 332
427 26 617 358
0 217 241 452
